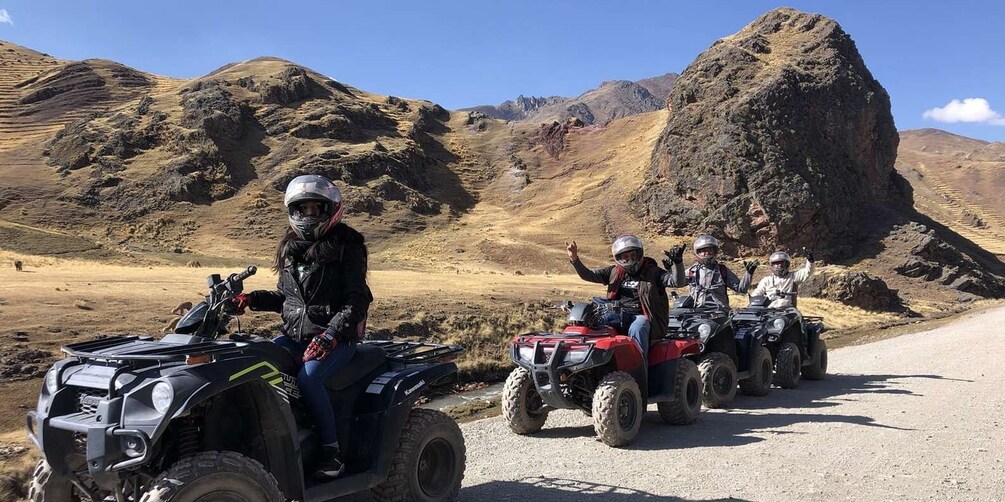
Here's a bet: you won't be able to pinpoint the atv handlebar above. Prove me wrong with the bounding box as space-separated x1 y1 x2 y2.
231 266 257 283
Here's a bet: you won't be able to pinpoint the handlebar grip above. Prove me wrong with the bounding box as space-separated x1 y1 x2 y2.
233 266 257 282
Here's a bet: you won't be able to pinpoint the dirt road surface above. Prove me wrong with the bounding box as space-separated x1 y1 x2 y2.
457 307 1005 501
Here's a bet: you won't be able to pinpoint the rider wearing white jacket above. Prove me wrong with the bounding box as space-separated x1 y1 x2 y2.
751 250 814 308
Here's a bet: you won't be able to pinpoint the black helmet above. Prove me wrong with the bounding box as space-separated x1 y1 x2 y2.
769 251 791 277
284 175 343 240
693 234 720 267
611 234 644 274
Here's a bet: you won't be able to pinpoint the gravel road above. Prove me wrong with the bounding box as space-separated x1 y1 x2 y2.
458 307 1005 501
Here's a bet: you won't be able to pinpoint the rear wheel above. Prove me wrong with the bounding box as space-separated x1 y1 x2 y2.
28 459 86 502
802 339 828 380
739 346 773 396
773 343 801 389
373 409 466 502
592 372 643 447
698 352 737 408
501 367 548 434
657 358 702 425
140 451 283 502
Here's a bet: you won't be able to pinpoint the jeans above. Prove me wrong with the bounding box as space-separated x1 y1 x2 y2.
626 314 651 358
273 335 357 445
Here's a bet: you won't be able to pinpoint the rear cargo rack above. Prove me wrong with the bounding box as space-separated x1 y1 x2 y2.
363 340 464 363
62 335 241 362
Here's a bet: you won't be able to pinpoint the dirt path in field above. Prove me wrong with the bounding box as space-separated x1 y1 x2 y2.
457 306 1005 501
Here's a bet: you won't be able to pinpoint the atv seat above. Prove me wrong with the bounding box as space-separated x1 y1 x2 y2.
325 343 387 391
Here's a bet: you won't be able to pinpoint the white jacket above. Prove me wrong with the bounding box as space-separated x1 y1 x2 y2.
751 260 814 308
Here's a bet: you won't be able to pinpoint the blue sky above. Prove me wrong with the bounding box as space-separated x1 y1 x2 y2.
1 1 1004 141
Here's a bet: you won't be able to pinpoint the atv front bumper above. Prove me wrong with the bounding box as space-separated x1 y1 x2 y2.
510 340 612 409
27 390 151 491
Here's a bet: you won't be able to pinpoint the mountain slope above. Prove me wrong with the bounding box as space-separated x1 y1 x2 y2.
462 73 677 125
896 128 1005 255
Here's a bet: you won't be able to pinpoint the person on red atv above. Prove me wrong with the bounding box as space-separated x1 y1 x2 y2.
681 234 755 309
566 235 685 356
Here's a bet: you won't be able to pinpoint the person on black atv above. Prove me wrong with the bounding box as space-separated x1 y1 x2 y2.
750 249 815 309
681 234 755 309
751 249 815 358
230 174 372 480
566 235 685 356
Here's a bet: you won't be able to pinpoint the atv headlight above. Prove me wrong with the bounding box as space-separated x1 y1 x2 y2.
768 318 786 333
45 369 59 394
517 346 535 363
563 347 590 365
697 323 713 342
151 382 173 414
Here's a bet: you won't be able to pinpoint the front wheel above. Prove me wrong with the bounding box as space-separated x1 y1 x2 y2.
698 352 737 408
802 338 828 380
140 451 283 502
372 409 466 502
773 343 801 389
501 367 548 434
739 346 773 396
28 459 86 502
657 358 702 425
592 371 643 447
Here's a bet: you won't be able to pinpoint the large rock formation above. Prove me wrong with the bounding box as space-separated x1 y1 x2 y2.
639 8 901 255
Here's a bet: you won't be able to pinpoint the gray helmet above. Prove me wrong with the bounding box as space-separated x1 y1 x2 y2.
769 251 791 277
284 174 344 240
693 234 720 266
611 234 644 274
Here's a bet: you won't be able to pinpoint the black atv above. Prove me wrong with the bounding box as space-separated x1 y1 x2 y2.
732 291 827 389
26 266 466 502
666 287 773 408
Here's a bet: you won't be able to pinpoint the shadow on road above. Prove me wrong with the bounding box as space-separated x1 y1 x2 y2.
530 372 969 450
459 476 751 501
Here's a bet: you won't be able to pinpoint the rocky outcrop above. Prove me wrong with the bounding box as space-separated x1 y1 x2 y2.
890 222 1005 297
535 117 585 158
801 270 905 312
638 8 900 255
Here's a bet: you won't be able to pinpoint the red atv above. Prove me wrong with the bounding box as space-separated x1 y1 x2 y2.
502 299 703 447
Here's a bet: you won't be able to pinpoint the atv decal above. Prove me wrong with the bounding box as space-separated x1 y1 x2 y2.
229 361 281 382
280 373 301 399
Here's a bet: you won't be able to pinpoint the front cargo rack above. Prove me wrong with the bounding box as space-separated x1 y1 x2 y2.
62 335 241 362
363 340 464 364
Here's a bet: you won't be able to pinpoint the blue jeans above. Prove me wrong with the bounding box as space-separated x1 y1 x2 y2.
273 335 357 445
626 315 651 358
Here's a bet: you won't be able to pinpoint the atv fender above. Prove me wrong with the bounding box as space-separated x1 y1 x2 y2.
121 356 304 499
647 339 702 401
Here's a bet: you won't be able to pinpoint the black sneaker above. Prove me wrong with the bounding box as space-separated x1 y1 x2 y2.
313 445 346 480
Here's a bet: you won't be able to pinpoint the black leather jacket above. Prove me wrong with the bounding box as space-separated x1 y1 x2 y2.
248 223 372 343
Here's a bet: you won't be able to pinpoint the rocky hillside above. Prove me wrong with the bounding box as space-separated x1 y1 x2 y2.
896 128 1005 255
463 73 677 125
635 8 1004 300
0 7 1002 310
0 44 488 259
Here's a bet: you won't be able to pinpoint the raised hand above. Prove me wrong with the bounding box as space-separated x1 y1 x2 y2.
743 259 759 275
802 247 815 263
566 241 579 261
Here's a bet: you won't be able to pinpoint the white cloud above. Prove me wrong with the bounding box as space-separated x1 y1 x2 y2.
923 98 1005 126
0 9 12 26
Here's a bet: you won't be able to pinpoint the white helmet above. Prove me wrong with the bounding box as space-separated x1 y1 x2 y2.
693 234 720 266
284 175 344 240
769 251 791 277
611 234 644 274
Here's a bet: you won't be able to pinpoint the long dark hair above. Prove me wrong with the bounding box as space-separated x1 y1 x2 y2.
272 225 368 275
